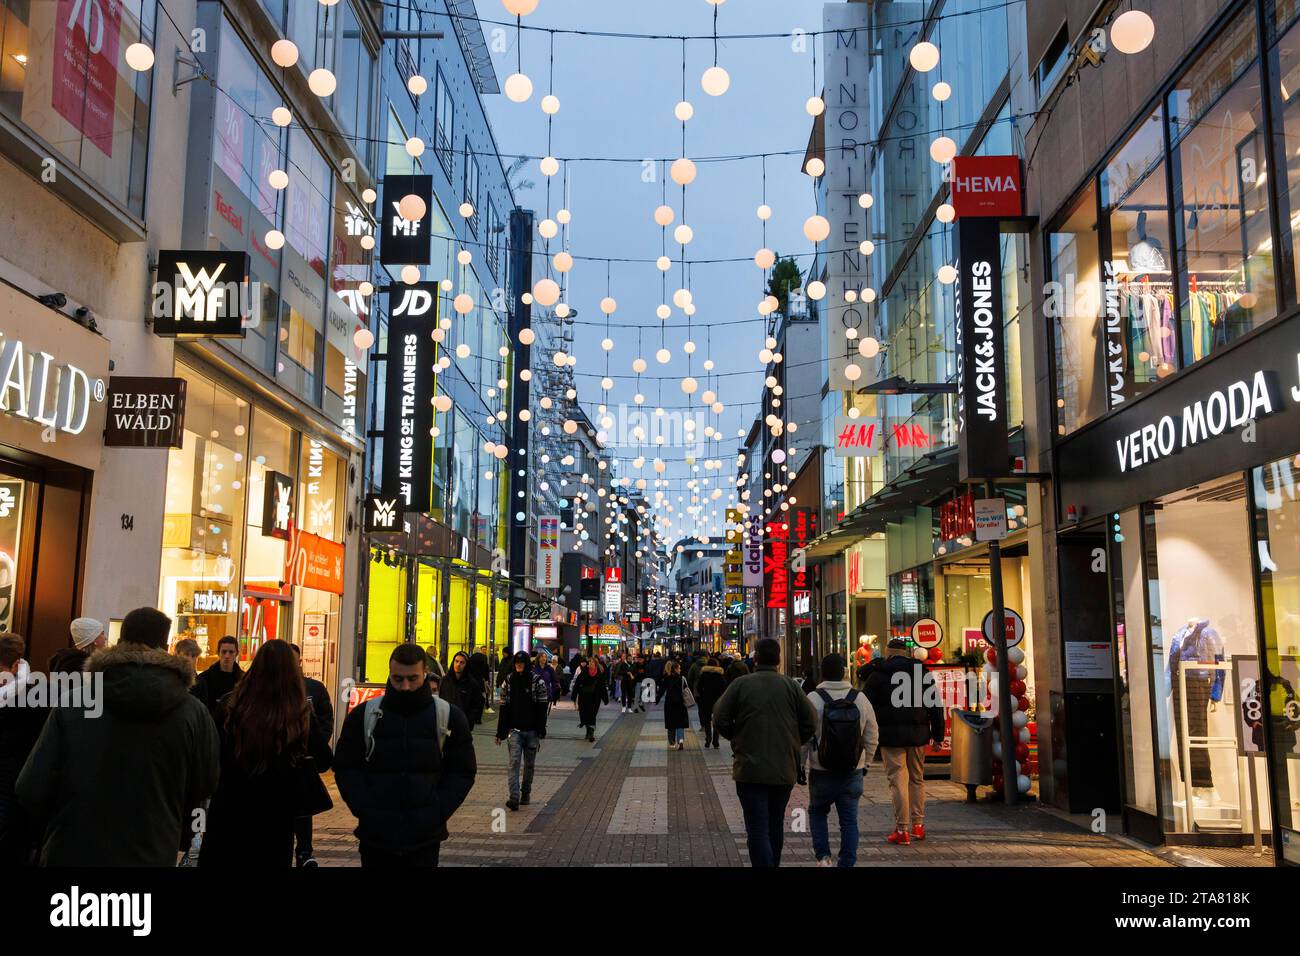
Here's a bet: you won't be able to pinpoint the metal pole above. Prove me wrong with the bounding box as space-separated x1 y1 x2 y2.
987 480 1017 805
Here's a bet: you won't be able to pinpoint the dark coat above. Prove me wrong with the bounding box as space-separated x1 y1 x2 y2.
0 666 52 865
658 674 690 731
439 657 474 715
496 668 550 737
694 666 727 718
333 684 477 853
17 643 219 866
191 660 243 719
712 665 817 786
571 667 608 725
725 659 750 685
304 676 335 740
198 701 333 868
863 655 945 749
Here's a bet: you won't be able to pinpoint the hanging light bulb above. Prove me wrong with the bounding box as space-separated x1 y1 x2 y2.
541 94 560 114
633 357 648 373
673 224 694 244
308 68 337 96
459 202 474 218
681 376 698 394
936 203 955 223
860 240 875 255
757 204 772 220
654 205 675 227
937 264 958 284
533 278 561 306
501 0 539 15
933 81 952 102
805 96 825 116
670 158 697 186
806 280 826 300
656 256 672 272
555 303 570 318
858 193 874 209
755 248 775 270
858 337 881 358
270 39 299 68
803 215 830 242
124 42 155 71
538 218 558 239
271 106 292 126
518 328 536 345
504 72 533 102
405 136 425 157
401 265 420 284
1111 10 1155 54
656 304 671 319
675 101 694 121
909 41 940 72
539 156 561 177
354 327 374 349
673 288 692 308
930 136 957 163
553 251 573 273
701 65 730 96
265 229 285 250
656 348 671 364
398 193 426 221
267 169 289 190
408 75 428 97
805 157 825 177
601 338 614 351
600 296 617 315
454 294 474 315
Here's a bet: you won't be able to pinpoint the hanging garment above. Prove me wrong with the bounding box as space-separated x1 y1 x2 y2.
1170 669 1215 790
1165 620 1225 702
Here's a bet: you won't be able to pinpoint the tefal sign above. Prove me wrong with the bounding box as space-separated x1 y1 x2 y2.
950 156 1022 219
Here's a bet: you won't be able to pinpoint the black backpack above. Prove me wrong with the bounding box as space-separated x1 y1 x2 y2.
815 689 864 772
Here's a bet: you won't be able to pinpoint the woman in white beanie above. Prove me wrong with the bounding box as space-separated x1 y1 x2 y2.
70 618 106 652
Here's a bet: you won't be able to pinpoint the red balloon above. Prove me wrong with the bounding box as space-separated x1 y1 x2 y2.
1015 742 1030 761
986 648 998 666
1010 680 1026 696
992 774 1004 792
927 647 944 663
991 757 1002 772
1017 695 1030 712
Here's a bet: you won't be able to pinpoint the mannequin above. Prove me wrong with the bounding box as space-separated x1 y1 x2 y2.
1166 618 1224 805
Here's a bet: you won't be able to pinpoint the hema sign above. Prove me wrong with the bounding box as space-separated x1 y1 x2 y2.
152 250 250 337
950 156 1022 219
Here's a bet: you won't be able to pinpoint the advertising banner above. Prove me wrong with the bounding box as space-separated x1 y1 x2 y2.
382 283 437 511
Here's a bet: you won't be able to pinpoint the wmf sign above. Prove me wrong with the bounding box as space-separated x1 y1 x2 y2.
152 251 251 338
364 494 405 533
380 175 434 266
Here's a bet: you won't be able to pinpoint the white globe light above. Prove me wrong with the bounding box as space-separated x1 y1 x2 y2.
772 449 787 464
553 251 573 272
656 304 671 319
859 240 875 255
633 358 648 373
271 106 292 127
937 264 958 284
538 218 558 239
459 202 474 218
805 96 825 116
454 294 474 315
936 203 955 223
455 343 471 360
803 215 830 242
552 351 567 367
861 287 877 303
405 136 425 157
755 248 775 270
541 94 560 114
265 229 285 250
858 192 874 209
806 280 826 301
504 72 533 103
125 42 155 72
671 158 697 185
533 278 561 306
673 224 694 244
858 337 881 358
712 402 724 414
271 39 299 68
434 394 453 413
563 420 578 434
681 376 698 394
539 156 560 177
600 296 617 315
518 328 536 345
601 338 614 351
556 208 571 224
758 348 773 364
654 204 675 227
407 74 428 96
308 68 337 96
360 234 375 250
1111 10 1155 55
600 376 614 390
757 204 772 220
805 157 825 178
675 100 694 121
656 348 671 364
933 81 952 102
398 193 426 221
673 288 692 308
701 390 716 405
656 256 672 272
930 136 957 164
353 327 374 349
501 0 539 15
701 65 730 96
268 169 289 190
518 409 531 422
683 340 696 354
909 41 940 73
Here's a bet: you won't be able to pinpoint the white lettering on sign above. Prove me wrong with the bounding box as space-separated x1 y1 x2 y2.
950 175 1017 194
174 261 229 323
969 260 999 422
1115 368 1280 473
0 334 100 436
342 359 358 436
1103 261 1127 408
397 334 418 504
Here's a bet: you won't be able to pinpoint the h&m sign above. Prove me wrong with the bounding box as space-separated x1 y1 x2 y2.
152 251 250 338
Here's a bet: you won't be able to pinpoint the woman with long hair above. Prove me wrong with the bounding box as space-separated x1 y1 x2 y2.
658 661 690 750
199 640 332 867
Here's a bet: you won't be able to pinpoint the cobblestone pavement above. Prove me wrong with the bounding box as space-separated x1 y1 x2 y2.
313 700 1168 867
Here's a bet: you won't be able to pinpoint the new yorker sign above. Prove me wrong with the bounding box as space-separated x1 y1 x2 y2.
1056 313 1300 521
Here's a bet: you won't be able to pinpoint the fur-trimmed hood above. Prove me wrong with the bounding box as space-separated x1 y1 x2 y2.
85 643 196 720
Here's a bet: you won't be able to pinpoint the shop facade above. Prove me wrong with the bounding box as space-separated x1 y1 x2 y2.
1026 0 1300 863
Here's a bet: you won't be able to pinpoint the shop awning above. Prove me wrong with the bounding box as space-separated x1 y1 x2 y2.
834 445 961 538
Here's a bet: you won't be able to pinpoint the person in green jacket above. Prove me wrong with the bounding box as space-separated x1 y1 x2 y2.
712 638 816 867
17 606 220 867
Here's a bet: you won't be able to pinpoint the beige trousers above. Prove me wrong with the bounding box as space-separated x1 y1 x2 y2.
881 746 926 829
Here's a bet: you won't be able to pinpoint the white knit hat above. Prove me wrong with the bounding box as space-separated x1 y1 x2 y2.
70 617 105 649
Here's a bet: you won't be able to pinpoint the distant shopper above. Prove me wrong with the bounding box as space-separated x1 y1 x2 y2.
0 634 44 866
658 661 690 750
440 651 473 713
199 641 333 868
334 644 477 867
496 651 551 810
466 652 490 725
289 642 335 868
695 657 727 749
173 638 201 670
618 656 638 714
803 653 879 867
712 638 816 867
69 617 107 652
725 655 750 686
571 658 608 742
192 635 243 719
17 607 219 866
863 638 944 845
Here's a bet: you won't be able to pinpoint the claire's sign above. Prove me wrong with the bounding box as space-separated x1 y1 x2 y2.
104 377 186 448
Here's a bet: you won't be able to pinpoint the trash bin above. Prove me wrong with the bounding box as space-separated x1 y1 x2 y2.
950 711 994 798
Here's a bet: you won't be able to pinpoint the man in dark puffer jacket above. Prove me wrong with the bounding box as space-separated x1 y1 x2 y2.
334 643 476 867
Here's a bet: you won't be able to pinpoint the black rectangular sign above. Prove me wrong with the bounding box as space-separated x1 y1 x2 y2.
153 250 249 338
363 494 405 534
954 218 1009 481
104 376 186 448
262 470 294 539
379 174 434 266
383 283 437 512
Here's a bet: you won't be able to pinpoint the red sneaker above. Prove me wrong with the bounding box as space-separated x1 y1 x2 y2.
886 829 911 845
911 824 926 841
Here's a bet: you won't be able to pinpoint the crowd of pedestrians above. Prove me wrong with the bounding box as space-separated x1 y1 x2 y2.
0 614 947 869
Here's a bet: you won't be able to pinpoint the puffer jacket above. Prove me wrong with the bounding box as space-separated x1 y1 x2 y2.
333 684 476 853
694 665 727 716
863 654 945 748
17 643 219 866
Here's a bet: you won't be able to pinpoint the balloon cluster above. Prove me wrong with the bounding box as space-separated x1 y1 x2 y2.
985 645 1032 797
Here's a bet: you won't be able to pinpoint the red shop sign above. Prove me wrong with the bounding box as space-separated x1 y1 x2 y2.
285 526 346 595
950 155 1022 219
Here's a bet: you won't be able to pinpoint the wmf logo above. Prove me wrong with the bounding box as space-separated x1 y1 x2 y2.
391 203 423 238
152 251 252 338
365 495 404 533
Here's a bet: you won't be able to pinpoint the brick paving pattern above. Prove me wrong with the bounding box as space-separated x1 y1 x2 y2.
313 700 1169 867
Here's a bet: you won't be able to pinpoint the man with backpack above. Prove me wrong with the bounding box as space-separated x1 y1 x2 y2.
803 653 879 867
495 651 550 811
863 638 945 845
334 643 477 867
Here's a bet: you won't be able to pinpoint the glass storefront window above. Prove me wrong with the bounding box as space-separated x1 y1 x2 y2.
1266 0 1300 306
1169 10 1276 365
0 471 29 634
242 409 295 660
1101 108 1176 401
280 126 330 402
1048 185 1106 434
415 560 441 661
0 0 153 214
1250 454 1300 862
365 549 407 681
1114 508 1158 816
447 571 470 661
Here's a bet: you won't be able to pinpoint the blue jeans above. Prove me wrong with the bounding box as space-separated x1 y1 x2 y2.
734 782 793 867
507 730 540 801
668 727 684 744
808 769 865 867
